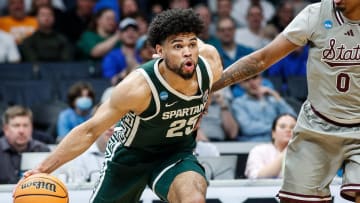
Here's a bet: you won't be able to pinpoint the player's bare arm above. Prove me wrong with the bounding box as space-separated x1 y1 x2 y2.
212 34 299 91
24 71 152 176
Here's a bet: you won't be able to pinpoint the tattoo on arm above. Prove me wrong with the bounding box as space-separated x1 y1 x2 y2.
212 56 265 91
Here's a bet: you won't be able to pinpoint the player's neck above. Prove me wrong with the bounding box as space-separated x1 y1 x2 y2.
341 8 360 21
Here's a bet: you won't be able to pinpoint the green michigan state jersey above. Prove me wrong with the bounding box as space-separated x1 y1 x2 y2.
108 56 212 154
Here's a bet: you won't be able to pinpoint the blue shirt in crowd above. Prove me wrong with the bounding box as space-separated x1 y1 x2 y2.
102 48 141 79
57 108 91 139
231 95 296 142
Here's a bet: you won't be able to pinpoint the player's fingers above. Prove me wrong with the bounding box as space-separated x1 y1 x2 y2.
23 169 40 178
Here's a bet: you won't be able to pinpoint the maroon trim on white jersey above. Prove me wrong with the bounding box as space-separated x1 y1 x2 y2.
333 1 344 25
341 184 360 202
278 190 332 202
311 105 360 127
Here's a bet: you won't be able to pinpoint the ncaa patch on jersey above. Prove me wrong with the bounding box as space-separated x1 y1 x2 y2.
323 20 333 29
159 91 169 101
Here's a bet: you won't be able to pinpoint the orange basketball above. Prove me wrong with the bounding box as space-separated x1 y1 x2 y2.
13 173 68 203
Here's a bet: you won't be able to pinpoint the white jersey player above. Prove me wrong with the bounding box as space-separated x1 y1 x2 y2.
212 0 360 202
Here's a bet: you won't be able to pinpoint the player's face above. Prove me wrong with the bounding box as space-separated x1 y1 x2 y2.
160 33 199 80
334 0 360 18
3 116 33 150
272 115 296 147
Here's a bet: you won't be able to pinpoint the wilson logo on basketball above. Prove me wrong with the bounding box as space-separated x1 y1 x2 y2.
21 181 57 192
322 38 360 67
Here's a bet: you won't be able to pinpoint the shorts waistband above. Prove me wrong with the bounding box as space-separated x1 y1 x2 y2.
310 105 360 127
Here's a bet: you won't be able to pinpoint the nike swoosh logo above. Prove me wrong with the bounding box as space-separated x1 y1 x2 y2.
165 101 178 107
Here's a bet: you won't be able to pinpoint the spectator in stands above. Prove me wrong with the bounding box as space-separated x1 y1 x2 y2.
0 105 50 184
134 12 149 36
149 2 163 20
266 45 309 92
21 5 73 62
119 0 139 19
135 35 155 64
245 113 296 179
0 30 21 63
231 75 274 98
77 7 121 61
198 88 238 142
0 1 7 15
232 74 296 142
267 0 295 33
57 81 95 142
231 0 275 28
216 16 254 68
168 0 190 9
194 4 221 50
102 17 140 85
215 15 273 98
235 4 270 50
28 0 65 31
100 35 154 103
0 0 38 45
214 0 233 21
93 0 120 22
59 106 114 184
23 0 66 13
58 0 96 44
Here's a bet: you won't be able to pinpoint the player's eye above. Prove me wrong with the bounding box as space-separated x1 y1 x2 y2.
189 43 197 48
174 44 182 49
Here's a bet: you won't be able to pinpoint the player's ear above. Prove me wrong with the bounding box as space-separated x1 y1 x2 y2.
155 44 163 57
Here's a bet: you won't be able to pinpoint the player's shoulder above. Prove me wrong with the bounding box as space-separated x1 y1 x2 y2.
199 44 223 74
199 43 218 57
123 69 149 87
111 69 152 111
301 1 322 16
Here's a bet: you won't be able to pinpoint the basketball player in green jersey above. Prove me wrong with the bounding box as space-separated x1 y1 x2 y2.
23 8 222 203
212 0 360 202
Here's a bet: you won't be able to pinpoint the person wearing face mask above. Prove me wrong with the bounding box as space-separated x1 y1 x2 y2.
56 81 95 143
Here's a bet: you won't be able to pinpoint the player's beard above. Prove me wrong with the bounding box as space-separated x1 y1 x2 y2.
164 58 196 80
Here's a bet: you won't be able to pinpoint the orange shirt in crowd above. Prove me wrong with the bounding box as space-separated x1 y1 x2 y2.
0 16 38 44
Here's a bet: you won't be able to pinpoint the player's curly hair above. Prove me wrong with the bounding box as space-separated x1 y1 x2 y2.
148 8 204 47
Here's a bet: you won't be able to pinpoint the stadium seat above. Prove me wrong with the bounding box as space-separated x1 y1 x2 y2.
31 100 68 141
197 155 238 180
284 96 303 115
265 76 284 95
38 61 99 80
287 76 308 102
1 80 55 107
0 63 37 80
